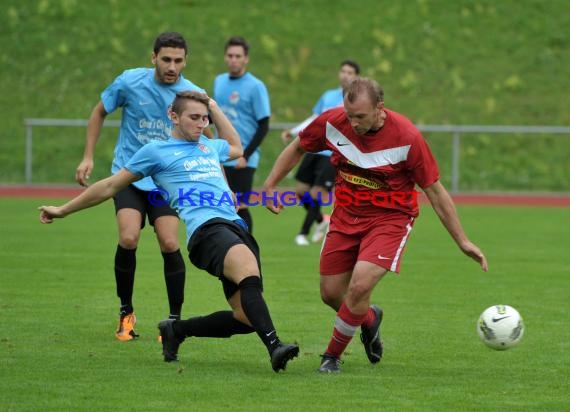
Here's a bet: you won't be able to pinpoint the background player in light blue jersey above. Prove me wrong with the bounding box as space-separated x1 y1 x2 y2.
281 60 360 246
74 32 205 341
40 91 299 373
213 36 271 233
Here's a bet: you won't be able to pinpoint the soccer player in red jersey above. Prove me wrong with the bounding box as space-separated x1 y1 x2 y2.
263 77 488 373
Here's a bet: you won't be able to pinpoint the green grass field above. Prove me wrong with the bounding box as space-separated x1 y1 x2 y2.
1 198 568 411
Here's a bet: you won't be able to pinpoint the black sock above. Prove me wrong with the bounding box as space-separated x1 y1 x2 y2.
173 311 254 338
300 201 322 235
239 276 280 354
237 208 253 233
162 250 186 318
115 245 136 311
119 304 133 316
315 205 324 223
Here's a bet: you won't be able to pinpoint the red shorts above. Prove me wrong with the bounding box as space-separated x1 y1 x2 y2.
320 207 415 275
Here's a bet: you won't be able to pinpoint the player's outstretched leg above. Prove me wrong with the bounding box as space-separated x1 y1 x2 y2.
239 276 299 372
158 311 255 361
174 311 254 338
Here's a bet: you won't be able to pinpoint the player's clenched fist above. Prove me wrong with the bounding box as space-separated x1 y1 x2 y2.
38 206 65 224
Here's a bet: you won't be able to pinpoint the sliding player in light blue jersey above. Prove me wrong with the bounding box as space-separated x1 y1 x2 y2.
281 60 361 246
213 36 271 233
41 91 299 373
74 32 205 341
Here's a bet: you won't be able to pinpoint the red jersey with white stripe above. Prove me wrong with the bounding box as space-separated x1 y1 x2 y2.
298 107 440 217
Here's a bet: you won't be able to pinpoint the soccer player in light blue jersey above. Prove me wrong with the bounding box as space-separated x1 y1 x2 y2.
281 60 360 246
213 36 271 233
74 32 205 341
40 91 299 373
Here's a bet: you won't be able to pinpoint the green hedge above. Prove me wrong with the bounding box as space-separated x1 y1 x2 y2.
1 0 569 190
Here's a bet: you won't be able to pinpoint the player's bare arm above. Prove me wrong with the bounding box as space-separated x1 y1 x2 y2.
208 98 243 160
40 169 140 223
75 101 108 187
263 137 306 214
423 181 488 271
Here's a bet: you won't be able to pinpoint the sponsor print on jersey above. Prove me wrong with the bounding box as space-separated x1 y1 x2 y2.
137 118 172 144
229 91 240 104
198 143 210 154
184 156 223 182
339 170 388 189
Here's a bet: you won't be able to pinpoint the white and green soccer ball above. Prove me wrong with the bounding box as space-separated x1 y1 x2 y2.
477 305 524 350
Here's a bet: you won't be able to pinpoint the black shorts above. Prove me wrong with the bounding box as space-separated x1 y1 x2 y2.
187 218 262 299
295 153 335 191
113 184 178 229
223 166 255 204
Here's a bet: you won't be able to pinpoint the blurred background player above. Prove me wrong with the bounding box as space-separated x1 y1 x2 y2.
74 32 205 341
281 60 360 245
213 36 271 233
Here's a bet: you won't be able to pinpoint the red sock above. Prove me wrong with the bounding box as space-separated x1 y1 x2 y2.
361 306 376 329
325 302 367 358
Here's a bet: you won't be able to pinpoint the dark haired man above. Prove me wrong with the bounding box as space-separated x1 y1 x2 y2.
74 32 203 341
213 36 271 233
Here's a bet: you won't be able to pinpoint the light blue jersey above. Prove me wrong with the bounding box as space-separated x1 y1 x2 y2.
101 68 204 191
313 87 344 116
125 137 241 242
312 88 344 157
213 72 270 168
